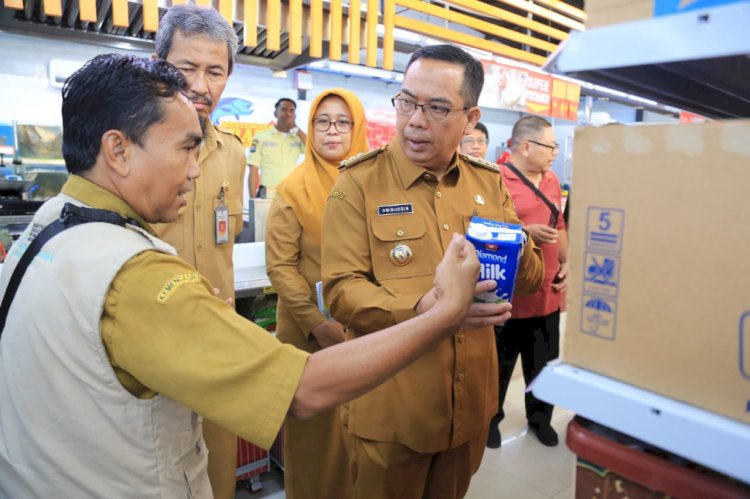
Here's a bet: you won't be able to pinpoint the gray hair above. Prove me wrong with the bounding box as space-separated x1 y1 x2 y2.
510 115 551 151
155 3 239 74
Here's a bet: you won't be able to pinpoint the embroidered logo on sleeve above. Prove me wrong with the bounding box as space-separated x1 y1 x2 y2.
157 272 201 303
328 190 346 201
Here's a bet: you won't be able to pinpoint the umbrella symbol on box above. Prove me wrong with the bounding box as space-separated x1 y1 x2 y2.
587 257 617 286
585 297 612 312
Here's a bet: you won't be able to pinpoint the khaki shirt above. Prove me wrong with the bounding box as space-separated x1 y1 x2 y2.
265 194 328 352
62 176 308 450
155 123 246 300
247 127 305 197
321 137 544 453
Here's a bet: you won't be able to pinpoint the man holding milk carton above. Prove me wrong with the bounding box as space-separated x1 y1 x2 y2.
322 45 544 499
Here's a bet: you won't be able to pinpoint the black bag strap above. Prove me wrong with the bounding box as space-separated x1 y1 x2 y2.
0 203 131 337
502 162 559 227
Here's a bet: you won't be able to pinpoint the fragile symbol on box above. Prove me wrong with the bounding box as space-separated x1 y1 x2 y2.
581 295 617 340
584 253 620 298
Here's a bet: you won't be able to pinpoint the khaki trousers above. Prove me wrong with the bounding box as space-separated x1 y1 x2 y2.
342 429 487 499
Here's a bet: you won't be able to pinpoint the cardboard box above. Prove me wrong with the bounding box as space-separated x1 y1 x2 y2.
565 121 750 424
585 0 653 29
585 0 749 29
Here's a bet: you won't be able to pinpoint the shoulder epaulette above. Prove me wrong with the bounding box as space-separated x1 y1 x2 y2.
459 153 501 174
215 124 244 145
339 147 385 170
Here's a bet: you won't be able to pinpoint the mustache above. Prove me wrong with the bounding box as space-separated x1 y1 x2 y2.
189 94 213 108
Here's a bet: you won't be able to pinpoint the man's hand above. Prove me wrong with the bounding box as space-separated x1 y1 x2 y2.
462 281 512 329
212 287 235 307
551 261 568 292
431 234 480 327
526 224 559 245
310 320 346 349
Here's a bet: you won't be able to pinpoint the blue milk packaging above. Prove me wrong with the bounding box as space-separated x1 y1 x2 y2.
465 217 525 303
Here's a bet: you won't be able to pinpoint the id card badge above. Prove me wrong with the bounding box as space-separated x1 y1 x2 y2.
215 202 229 244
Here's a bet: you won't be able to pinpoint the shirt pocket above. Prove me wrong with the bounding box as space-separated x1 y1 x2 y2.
370 215 433 281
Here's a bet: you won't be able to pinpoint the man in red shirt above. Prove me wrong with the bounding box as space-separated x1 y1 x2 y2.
490 116 568 448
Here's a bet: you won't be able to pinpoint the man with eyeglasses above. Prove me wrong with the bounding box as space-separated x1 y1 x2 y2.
248 98 307 198
459 121 489 159
322 45 544 499
489 115 568 449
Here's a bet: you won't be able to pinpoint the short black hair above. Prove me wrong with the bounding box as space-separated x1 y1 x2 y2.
62 54 187 174
473 122 489 141
275 98 297 110
404 44 484 107
510 115 552 151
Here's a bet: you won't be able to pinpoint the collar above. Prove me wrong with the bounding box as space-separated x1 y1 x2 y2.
198 123 225 163
61 175 154 235
389 136 461 189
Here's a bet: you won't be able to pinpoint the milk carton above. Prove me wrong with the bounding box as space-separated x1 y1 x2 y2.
465 217 525 303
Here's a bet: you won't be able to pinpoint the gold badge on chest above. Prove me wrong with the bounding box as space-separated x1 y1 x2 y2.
474 194 485 205
390 243 413 266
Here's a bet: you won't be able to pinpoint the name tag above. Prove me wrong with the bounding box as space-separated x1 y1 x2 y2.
377 204 413 216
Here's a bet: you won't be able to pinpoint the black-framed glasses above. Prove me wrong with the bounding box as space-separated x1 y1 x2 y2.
312 118 354 133
527 139 559 152
461 137 488 146
391 95 470 121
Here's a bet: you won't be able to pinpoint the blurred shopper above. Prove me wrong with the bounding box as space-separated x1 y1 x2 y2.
322 45 543 499
151 5 246 497
265 88 369 499
248 98 307 198
0 54 485 499
489 115 568 449
459 121 489 159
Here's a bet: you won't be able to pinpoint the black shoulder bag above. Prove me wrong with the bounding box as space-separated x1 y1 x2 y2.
502 162 559 228
0 203 131 338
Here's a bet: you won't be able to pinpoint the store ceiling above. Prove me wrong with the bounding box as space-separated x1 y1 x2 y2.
0 0 585 72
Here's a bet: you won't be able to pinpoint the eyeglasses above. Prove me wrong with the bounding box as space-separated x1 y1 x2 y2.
391 96 470 121
312 118 354 133
461 137 488 146
527 139 559 152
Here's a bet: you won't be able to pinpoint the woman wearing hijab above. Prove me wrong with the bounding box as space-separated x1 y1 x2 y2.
265 88 369 498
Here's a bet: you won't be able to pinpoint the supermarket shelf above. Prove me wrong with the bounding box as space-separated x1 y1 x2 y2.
530 361 750 484
543 2 750 119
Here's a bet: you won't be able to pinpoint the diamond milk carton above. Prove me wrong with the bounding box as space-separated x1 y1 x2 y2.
465 217 525 303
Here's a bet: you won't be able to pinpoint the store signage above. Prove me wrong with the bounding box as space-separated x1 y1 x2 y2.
365 109 397 149
479 60 580 121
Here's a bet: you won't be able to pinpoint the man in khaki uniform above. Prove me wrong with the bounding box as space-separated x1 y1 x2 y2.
151 5 245 498
0 53 491 499
322 45 544 499
247 98 306 198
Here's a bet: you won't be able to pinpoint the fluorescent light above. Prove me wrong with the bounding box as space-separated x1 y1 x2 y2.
308 60 403 82
591 84 629 98
627 94 659 106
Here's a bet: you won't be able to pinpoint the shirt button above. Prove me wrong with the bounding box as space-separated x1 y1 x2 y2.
443 224 449 231
196 205 201 212
436 192 442 198
197 244 203 251
423 173 431 180
396 229 405 237
457 372 465 382
458 334 465 343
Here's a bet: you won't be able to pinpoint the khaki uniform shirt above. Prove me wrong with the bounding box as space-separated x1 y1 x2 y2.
247 128 305 198
62 176 309 450
265 194 328 352
155 123 246 300
321 137 544 453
